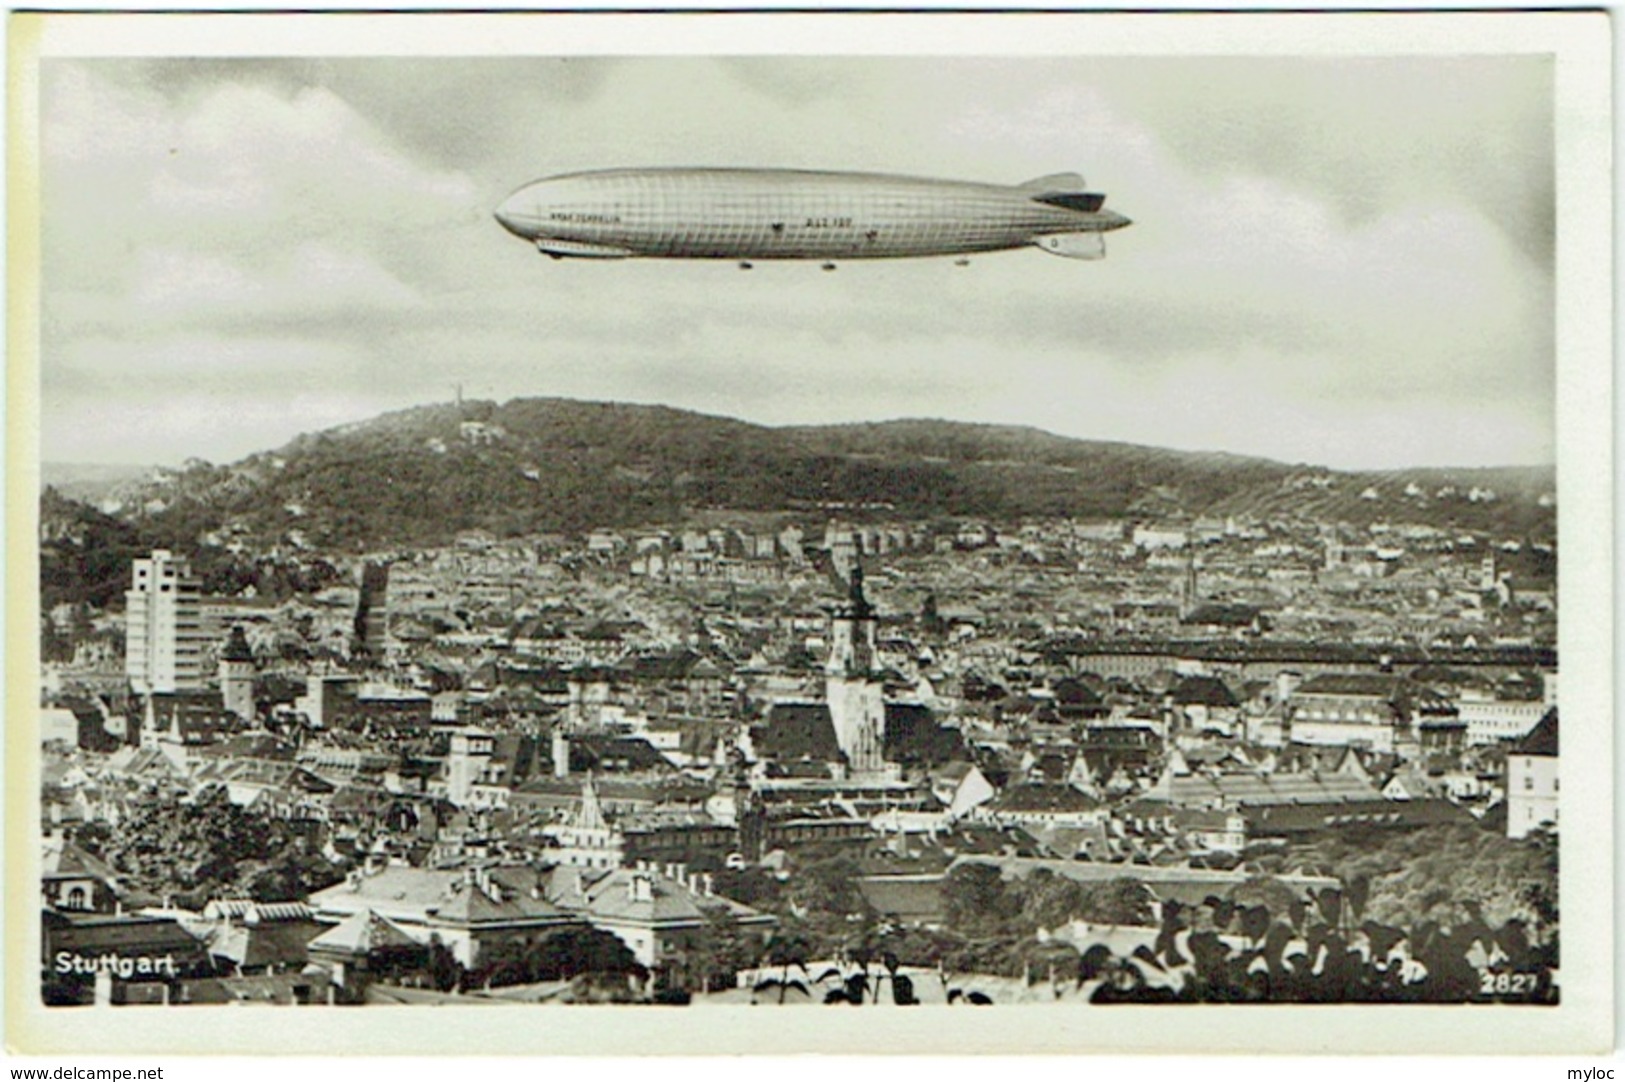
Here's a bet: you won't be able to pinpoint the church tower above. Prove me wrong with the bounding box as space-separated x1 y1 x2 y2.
1179 553 1201 618
731 747 766 863
219 625 256 722
827 563 878 677
825 565 887 776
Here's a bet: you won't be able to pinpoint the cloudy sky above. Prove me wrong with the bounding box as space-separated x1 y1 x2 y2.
40 46 1554 470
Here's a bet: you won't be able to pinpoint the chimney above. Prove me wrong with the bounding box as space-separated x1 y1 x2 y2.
1276 671 1296 705
629 873 653 904
700 873 714 897
552 728 570 780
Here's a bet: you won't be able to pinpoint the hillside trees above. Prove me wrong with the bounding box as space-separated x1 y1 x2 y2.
43 398 1554 567
40 488 148 611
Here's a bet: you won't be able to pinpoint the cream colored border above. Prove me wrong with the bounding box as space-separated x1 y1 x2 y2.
6 10 1613 1055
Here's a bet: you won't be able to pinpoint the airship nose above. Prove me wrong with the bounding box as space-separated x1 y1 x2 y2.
1100 209 1132 231
493 187 538 238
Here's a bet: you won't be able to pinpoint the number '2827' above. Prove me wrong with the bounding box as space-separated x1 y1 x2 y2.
1479 970 1540 997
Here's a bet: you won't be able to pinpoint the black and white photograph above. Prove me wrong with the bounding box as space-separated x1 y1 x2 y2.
7 9 1613 1057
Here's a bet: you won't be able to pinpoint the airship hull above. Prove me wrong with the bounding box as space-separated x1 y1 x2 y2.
495 168 1130 262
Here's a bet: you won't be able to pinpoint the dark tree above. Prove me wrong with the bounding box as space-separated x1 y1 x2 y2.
528 927 644 982
427 939 462 993
1077 878 1156 927
942 862 1016 933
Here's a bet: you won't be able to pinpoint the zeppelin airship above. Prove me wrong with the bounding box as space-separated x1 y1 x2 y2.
493 167 1130 268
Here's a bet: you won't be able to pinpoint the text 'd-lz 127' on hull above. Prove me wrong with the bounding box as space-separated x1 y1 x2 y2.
493 167 1131 266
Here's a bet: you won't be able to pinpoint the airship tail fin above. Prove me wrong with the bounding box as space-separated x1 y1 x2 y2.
1033 191 1107 213
1019 171 1087 191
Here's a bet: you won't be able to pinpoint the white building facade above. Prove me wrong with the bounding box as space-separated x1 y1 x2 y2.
124 550 206 694
1506 710 1558 840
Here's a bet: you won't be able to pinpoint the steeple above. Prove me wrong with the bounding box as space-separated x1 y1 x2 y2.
824 561 887 777
576 773 607 832
827 562 878 678
141 694 159 748
844 562 875 620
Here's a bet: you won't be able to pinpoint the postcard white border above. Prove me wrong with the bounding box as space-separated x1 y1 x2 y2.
6 9 1613 1055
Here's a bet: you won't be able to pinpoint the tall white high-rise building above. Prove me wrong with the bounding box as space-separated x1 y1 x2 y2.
125 550 205 693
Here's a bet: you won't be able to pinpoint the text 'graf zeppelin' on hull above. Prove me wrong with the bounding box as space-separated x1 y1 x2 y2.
493 167 1132 264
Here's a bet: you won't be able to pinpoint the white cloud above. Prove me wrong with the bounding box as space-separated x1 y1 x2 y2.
129 248 262 309
44 64 478 282
72 241 419 336
39 55 1554 470
52 385 422 467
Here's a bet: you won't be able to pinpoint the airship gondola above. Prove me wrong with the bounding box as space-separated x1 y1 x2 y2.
493 167 1130 265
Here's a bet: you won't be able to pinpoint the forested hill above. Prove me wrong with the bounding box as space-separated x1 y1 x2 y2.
49 397 1556 558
